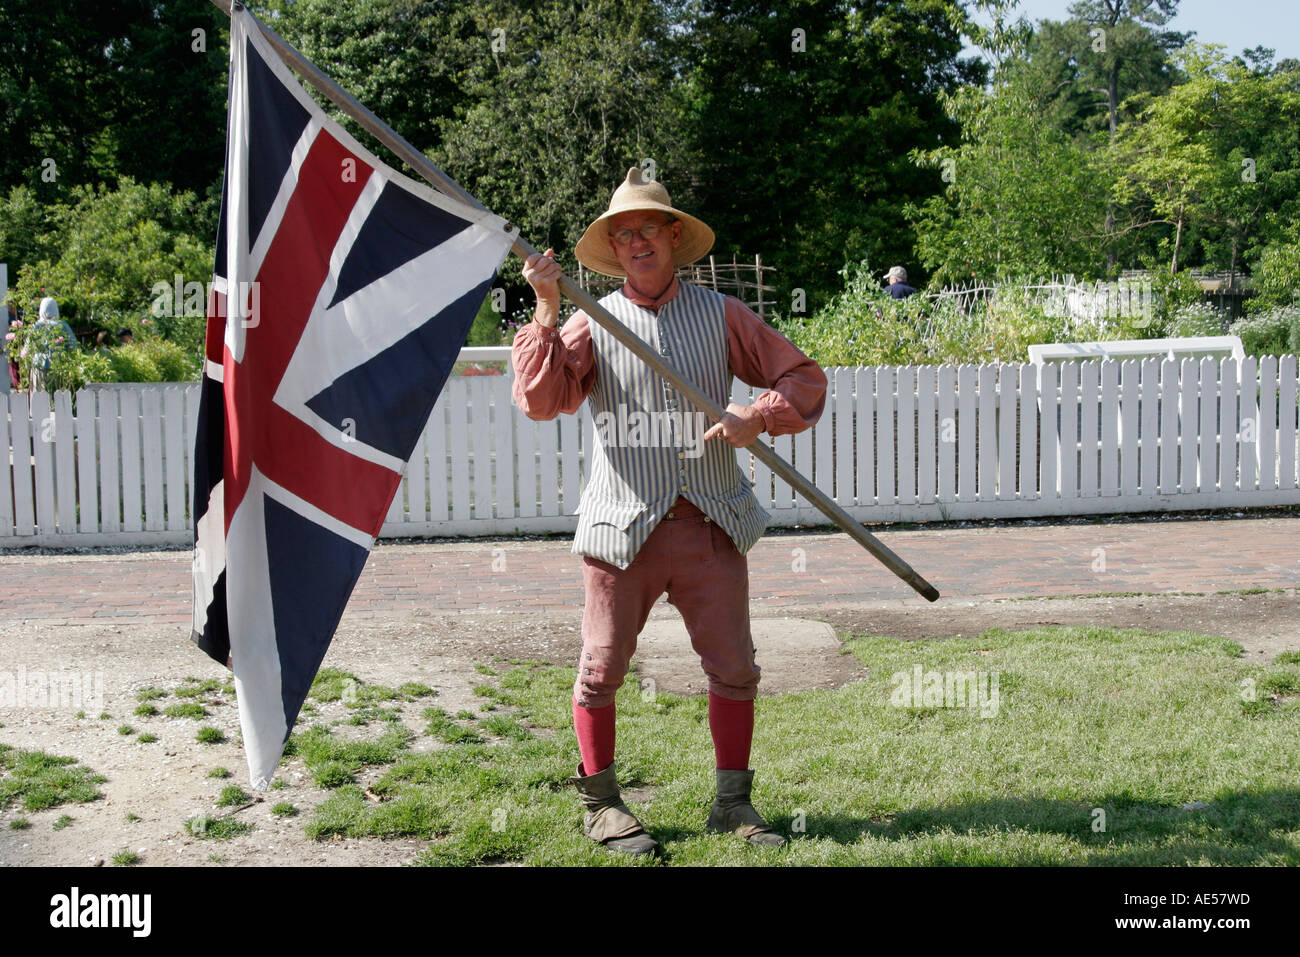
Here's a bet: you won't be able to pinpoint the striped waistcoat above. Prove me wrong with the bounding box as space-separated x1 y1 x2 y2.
574 280 769 569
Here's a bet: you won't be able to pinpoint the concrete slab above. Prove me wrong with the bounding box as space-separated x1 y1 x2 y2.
631 616 866 696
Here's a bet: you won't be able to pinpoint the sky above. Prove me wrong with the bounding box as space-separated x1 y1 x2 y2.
966 0 1300 65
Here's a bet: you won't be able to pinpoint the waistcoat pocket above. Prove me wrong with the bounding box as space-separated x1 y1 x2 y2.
578 495 646 531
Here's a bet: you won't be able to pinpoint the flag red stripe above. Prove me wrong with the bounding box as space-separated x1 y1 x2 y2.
223 130 398 536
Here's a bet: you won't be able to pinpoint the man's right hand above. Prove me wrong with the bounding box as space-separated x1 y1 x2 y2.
522 247 562 329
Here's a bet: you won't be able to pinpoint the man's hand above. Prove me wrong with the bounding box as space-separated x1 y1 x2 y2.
521 247 562 329
703 403 765 448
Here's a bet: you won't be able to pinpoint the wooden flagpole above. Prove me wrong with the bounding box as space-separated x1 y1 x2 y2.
209 0 940 602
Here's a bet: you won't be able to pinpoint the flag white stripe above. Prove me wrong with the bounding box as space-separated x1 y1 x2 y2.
247 117 323 280
225 466 287 790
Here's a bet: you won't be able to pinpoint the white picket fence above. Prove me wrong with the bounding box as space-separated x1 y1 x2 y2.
3 355 1299 545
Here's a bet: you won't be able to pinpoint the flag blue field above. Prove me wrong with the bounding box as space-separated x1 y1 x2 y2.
191 7 517 788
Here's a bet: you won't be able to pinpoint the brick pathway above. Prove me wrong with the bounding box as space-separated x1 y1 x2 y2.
2 515 1296 625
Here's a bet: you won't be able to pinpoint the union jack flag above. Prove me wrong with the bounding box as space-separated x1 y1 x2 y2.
192 8 517 788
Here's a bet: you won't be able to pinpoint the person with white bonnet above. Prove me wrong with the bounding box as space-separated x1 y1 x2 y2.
22 296 77 392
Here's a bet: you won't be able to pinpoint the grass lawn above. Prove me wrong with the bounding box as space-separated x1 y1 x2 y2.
292 625 1300 866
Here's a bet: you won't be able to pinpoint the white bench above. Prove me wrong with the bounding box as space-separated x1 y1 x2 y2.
1028 335 1246 365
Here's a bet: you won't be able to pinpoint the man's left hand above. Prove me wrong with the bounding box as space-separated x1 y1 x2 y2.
703 403 765 448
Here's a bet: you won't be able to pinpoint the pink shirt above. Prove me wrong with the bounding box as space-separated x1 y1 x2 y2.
511 277 826 436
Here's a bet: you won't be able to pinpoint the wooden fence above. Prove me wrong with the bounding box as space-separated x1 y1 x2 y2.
3 355 1299 545
577 254 776 320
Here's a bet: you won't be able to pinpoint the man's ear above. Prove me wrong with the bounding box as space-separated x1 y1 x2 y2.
671 220 683 247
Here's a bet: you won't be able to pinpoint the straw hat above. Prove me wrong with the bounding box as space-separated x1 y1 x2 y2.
574 167 714 278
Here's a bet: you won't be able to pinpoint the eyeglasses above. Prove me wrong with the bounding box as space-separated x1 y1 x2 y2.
609 218 674 245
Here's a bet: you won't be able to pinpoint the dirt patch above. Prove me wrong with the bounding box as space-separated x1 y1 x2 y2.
815 591 1300 662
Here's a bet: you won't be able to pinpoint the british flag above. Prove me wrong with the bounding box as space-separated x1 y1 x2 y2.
192 8 517 788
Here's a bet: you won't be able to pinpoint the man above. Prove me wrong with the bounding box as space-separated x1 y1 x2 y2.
512 168 826 855
884 265 917 299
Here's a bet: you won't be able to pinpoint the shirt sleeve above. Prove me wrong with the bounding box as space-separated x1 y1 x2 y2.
510 311 596 420
724 296 827 437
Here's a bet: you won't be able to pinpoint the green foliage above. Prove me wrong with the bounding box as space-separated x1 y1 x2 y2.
136 734 158 744
196 726 226 745
1229 306 1300 358
271 802 298 817
675 0 983 311
433 0 684 265
104 337 200 383
0 745 103 812
0 185 48 272
1015 2 1186 142
1165 302 1226 338
423 707 483 745
216 785 251 807
175 678 224 697
1113 45 1300 275
1250 228 1300 309
287 724 413 789
110 849 141 867
0 0 227 196
185 815 253 840
8 179 212 329
465 292 510 348
207 767 231 779
777 259 1237 365
907 73 1111 285
164 703 207 720
777 260 1056 365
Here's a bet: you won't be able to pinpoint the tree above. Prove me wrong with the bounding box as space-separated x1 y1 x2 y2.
431 0 683 259
0 1 228 197
250 0 477 160
1008 1 1188 268
7 178 213 354
671 0 984 311
1048 0 1186 141
1112 44 1300 275
905 69 1111 284
259 0 682 278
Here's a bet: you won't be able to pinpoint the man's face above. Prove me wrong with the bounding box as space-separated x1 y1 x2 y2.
607 209 681 294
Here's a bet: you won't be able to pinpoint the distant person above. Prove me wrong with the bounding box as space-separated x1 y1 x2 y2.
23 297 76 392
884 266 917 299
6 302 19 391
117 327 134 345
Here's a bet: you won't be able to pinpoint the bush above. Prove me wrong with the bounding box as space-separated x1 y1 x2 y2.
465 291 508 347
1230 305 1300 358
777 260 1078 365
104 337 199 383
1167 302 1228 338
1251 233 1300 310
